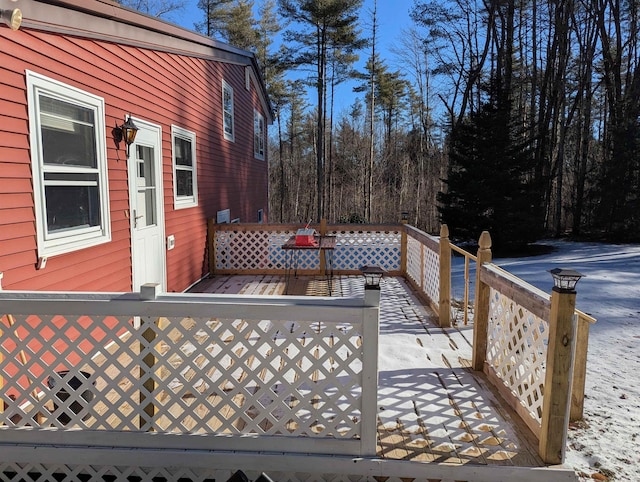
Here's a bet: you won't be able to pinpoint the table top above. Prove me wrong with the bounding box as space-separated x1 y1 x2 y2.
282 235 337 250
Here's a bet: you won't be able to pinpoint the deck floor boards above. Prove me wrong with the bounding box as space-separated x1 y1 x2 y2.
187 274 544 468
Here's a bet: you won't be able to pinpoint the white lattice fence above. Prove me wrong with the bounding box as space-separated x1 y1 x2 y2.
0 291 378 456
212 226 402 274
405 236 422 287
485 288 548 430
215 229 295 271
404 232 440 308
422 248 440 304
329 228 401 272
0 452 576 482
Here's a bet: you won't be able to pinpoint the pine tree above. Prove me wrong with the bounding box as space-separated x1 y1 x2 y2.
195 0 234 38
439 86 541 252
278 0 366 222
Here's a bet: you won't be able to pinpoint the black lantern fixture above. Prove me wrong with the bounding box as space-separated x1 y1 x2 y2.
549 268 584 293
401 211 409 222
360 265 385 290
113 115 139 159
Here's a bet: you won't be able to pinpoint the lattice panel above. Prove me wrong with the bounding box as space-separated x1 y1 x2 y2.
485 288 547 426
215 229 295 271
216 228 402 273
405 236 422 286
422 246 440 304
405 236 440 306
329 229 401 272
0 461 474 482
1 314 364 440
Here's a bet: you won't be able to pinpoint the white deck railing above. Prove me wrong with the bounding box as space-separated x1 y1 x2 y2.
0 286 380 457
404 226 441 311
210 222 403 275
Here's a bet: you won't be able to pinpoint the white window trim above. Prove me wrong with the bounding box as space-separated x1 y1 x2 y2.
254 109 265 160
222 80 235 142
26 70 111 258
171 125 198 209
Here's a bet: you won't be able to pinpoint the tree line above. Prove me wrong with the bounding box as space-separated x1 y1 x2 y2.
116 0 640 249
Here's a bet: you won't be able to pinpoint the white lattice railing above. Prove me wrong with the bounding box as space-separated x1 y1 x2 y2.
211 223 402 274
479 264 552 437
0 287 379 457
404 226 441 311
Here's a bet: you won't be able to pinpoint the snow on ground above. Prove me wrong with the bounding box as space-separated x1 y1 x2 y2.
495 240 640 481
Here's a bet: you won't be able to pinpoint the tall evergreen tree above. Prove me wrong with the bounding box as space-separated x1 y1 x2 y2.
278 0 366 222
439 85 541 252
195 0 234 38
224 0 259 50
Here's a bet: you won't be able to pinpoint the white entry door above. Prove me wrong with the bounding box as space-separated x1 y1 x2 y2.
128 119 166 292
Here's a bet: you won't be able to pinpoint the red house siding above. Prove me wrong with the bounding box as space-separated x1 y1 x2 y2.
0 1 270 293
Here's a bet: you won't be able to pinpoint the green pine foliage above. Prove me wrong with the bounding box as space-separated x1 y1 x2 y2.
439 95 542 253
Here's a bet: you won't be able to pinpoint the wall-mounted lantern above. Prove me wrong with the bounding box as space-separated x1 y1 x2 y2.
549 268 584 293
112 115 139 159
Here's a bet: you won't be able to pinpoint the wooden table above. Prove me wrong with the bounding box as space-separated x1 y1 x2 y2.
281 235 337 295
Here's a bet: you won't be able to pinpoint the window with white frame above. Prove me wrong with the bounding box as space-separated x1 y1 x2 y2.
26 71 111 258
222 80 234 141
254 110 265 160
171 125 198 208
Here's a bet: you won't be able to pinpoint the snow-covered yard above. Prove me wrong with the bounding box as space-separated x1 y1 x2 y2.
495 240 640 481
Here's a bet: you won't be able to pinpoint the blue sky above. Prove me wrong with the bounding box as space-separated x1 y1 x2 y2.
175 1 414 48
173 0 417 113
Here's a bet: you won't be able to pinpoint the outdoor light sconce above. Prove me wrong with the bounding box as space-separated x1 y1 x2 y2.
360 265 386 290
1 7 22 30
549 267 584 293
401 211 409 222
112 115 139 159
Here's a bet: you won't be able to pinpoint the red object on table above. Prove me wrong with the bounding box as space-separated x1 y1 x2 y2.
295 228 318 246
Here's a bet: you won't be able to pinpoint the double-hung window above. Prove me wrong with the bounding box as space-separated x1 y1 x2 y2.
26 71 110 258
254 110 265 160
172 125 198 208
222 80 234 141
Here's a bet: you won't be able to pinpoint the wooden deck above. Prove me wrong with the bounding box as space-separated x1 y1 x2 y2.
189 274 544 469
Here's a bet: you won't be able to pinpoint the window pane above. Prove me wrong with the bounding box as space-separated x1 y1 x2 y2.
45 184 101 233
224 113 233 135
175 137 193 167
176 169 193 197
40 96 97 168
223 89 232 111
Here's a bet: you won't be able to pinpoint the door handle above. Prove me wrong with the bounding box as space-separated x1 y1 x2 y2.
133 210 143 228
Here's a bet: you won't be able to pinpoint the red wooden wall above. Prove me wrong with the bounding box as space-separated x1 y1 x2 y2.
0 25 268 293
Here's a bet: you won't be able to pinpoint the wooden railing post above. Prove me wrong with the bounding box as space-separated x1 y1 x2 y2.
472 231 492 371
319 218 327 276
207 218 216 276
539 285 578 464
438 225 451 327
570 315 591 421
400 216 408 277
